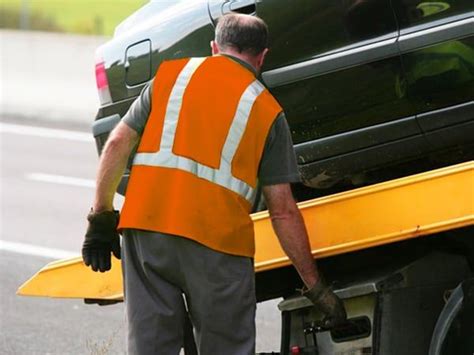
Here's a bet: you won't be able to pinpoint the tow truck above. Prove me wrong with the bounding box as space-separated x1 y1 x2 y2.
18 160 474 354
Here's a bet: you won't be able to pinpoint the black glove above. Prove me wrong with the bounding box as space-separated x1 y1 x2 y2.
301 281 347 328
82 209 121 272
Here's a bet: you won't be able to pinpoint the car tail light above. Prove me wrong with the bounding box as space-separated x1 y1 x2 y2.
95 58 112 105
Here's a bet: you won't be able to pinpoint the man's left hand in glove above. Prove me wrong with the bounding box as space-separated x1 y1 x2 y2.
82 209 121 272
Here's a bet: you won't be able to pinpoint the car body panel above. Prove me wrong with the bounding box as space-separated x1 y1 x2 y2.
400 29 474 118
96 1 215 104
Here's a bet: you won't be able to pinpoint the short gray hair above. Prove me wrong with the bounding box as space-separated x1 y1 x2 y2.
215 13 268 56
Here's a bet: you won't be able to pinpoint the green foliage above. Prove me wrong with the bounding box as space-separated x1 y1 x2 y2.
0 5 63 32
0 0 146 35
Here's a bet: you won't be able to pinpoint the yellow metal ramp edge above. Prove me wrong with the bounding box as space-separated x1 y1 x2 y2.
18 161 474 300
18 256 124 300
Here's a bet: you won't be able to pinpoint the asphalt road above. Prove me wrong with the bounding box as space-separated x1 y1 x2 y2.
0 119 281 354
1 30 106 126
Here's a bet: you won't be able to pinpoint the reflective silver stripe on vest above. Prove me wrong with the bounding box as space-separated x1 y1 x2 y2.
160 57 206 151
133 57 265 203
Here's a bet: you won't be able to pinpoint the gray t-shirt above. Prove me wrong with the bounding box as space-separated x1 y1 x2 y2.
123 60 300 186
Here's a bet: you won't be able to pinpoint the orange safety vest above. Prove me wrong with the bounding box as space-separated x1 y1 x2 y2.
119 56 282 257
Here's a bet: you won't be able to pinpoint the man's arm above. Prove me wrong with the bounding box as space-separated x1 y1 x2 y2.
82 121 138 272
263 182 347 327
262 183 319 288
93 121 139 212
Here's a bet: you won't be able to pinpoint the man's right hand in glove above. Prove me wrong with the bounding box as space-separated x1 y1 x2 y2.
302 281 347 328
82 209 121 272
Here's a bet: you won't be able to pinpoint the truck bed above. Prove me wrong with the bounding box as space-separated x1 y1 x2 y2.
18 161 474 302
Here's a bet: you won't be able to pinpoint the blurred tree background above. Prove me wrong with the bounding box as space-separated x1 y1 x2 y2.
0 0 147 36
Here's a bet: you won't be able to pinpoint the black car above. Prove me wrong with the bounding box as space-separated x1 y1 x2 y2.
92 0 474 200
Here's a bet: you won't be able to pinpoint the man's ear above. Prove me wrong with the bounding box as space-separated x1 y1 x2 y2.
256 48 269 70
211 41 220 55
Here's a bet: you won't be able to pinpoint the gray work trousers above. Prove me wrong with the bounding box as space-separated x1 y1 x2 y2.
122 229 256 355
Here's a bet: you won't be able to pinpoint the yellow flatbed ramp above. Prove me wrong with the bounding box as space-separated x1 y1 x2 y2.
18 161 474 301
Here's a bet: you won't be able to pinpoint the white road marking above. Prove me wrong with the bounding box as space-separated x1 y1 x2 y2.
0 240 77 259
0 122 93 142
26 173 96 188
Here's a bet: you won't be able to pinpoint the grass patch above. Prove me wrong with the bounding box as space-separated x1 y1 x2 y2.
0 0 147 35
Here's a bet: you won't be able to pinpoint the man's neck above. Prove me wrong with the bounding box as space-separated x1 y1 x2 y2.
218 50 258 73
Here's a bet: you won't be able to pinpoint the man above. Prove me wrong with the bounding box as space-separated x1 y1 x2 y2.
82 13 346 355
